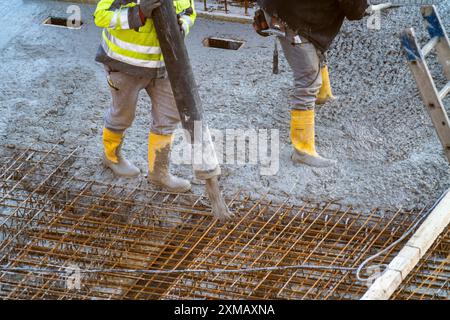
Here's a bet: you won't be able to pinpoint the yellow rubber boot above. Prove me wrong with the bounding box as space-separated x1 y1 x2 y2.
316 65 336 105
148 132 191 193
290 110 336 168
102 127 140 177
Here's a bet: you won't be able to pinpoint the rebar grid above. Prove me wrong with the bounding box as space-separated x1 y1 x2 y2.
0 146 428 300
392 226 449 300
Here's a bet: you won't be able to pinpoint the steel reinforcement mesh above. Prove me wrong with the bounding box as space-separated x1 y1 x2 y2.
0 145 445 300
392 226 449 300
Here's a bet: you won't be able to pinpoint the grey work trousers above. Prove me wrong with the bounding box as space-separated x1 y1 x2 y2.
278 30 323 110
103 67 181 135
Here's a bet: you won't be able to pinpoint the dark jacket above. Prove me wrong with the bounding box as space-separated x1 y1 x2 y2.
258 0 368 52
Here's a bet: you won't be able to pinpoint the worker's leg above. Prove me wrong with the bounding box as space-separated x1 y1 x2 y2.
102 68 147 177
145 78 191 192
316 53 336 105
279 32 336 168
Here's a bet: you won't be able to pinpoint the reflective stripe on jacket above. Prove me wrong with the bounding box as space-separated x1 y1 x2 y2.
94 0 196 73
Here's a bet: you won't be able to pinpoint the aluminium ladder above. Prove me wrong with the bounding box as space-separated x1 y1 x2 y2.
401 5 450 162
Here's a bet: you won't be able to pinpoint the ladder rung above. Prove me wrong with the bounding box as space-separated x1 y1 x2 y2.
421 36 439 57
439 82 450 100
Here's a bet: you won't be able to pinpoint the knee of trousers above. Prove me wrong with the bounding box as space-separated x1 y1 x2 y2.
104 108 135 132
291 87 319 110
150 120 180 136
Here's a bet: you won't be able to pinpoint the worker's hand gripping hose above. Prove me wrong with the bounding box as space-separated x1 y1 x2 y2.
139 0 161 18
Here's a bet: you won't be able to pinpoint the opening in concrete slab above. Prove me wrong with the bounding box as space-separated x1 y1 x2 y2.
43 17 83 29
202 37 245 50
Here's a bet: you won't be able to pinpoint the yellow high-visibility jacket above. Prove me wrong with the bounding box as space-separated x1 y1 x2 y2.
94 0 196 76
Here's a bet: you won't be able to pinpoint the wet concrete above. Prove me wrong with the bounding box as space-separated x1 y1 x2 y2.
1 0 449 211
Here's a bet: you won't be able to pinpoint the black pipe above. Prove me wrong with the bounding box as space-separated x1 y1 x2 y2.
151 0 231 221
151 0 202 142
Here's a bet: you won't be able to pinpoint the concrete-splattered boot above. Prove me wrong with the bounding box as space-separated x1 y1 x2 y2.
316 65 336 105
102 128 140 177
290 109 336 168
147 133 191 193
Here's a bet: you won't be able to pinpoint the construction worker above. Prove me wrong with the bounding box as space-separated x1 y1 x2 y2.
94 0 196 192
253 0 368 167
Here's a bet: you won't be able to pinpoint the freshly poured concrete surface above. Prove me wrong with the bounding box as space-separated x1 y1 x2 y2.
1 0 449 210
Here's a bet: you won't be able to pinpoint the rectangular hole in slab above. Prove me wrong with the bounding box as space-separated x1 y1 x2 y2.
43 17 83 29
202 37 245 50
